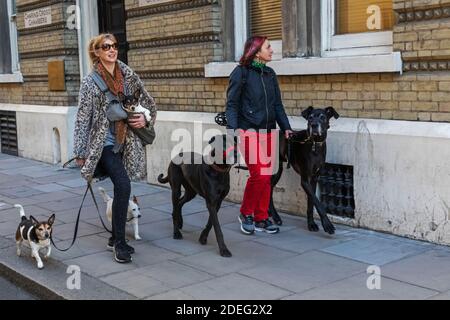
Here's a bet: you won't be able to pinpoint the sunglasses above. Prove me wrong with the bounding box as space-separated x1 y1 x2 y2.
99 43 119 51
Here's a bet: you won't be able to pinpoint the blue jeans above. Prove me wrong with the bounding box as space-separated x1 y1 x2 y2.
97 146 131 246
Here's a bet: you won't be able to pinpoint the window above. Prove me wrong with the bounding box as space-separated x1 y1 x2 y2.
249 0 282 40
322 0 394 57
205 0 402 77
336 0 393 34
234 0 283 61
0 0 21 83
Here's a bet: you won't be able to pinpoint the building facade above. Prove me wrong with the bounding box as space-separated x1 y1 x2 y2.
0 0 449 245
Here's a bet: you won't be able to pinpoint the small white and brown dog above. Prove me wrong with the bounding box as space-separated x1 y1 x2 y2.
15 204 55 270
98 187 142 240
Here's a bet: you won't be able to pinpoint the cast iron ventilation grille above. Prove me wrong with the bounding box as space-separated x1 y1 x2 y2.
318 163 355 218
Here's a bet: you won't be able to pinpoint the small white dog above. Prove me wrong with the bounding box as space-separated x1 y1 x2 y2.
98 187 142 240
15 204 55 269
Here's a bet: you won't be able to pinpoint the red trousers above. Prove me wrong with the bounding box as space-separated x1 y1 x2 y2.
239 131 277 222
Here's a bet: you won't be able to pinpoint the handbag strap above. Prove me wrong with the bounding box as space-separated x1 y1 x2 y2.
91 71 121 103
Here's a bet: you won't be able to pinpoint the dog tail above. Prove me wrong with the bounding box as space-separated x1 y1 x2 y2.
98 187 111 203
14 204 26 221
157 174 169 184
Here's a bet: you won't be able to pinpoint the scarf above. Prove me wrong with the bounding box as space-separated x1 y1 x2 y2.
251 60 266 70
95 62 127 152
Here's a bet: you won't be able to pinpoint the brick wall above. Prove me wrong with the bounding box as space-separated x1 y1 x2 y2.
0 0 80 106
1 0 449 122
127 0 450 123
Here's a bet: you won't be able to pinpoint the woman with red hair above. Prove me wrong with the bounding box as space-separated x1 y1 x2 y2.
226 36 293 235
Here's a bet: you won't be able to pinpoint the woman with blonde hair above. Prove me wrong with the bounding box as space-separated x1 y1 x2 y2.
73 34 157 263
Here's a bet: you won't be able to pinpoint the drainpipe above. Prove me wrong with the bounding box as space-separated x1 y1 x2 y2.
76 0 99 80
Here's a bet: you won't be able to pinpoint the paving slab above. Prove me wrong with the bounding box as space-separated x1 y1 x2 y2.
382 249 450 292
158 273 292 300
240 251 367 293
284 272 439 300
1 153 449 300
175 241 297 276
134 261 214 289
320 235 430 265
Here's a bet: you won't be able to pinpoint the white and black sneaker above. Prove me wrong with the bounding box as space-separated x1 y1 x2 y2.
255 219 280 234
238 214 255 235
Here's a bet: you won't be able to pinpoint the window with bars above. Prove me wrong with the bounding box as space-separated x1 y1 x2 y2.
319 163 355 219
0 0 19 76
0 111 18 156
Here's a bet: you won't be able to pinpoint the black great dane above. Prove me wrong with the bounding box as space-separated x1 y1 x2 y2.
269 107 340 235
158 134 238 257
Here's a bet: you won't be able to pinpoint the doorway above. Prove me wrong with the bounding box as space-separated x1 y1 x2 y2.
97 0 128 64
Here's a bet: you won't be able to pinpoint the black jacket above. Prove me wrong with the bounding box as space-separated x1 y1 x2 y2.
225 64 291 132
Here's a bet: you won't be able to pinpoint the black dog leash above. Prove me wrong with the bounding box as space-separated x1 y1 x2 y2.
287 137 292 169
51 182 112 252
51 159 112 252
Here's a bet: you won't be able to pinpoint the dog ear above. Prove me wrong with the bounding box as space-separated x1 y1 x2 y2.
134 89 141 100
30 216 39 225
301 106 314 120
325 107 340 120
133 196 138 204
47 214 56 226
118 92 126 102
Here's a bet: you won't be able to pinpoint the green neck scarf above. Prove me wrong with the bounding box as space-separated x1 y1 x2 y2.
251 60 266 70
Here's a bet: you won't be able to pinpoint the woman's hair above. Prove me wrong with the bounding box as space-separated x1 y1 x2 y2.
239 36 268 66
88 33 118 66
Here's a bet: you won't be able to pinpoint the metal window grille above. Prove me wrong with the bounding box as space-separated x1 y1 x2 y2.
0 111 18 156
319 163 355 218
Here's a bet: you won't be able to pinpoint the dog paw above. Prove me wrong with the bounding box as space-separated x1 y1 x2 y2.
272 216 283 226
322 219 336 235
308 222 319 232
220 248 232 258
37 263 44 269
173 231 183 240
199 236 207 245
135 236 142 241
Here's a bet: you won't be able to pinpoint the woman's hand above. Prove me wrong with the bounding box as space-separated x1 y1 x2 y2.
76 158 86 167
128 114 147 129
285 130 294 139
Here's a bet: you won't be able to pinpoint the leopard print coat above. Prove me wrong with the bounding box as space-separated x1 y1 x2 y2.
73 61 157 182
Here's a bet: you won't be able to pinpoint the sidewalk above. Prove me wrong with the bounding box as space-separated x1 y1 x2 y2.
0 152 449 300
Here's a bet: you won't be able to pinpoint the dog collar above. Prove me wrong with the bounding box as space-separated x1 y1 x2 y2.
210 163 232 174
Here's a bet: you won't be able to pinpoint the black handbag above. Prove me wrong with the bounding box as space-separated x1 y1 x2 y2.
129 124 156 146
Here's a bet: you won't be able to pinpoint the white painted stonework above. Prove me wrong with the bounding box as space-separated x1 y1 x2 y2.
204 53 403 77
0 104 77 165
147 111 450 246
